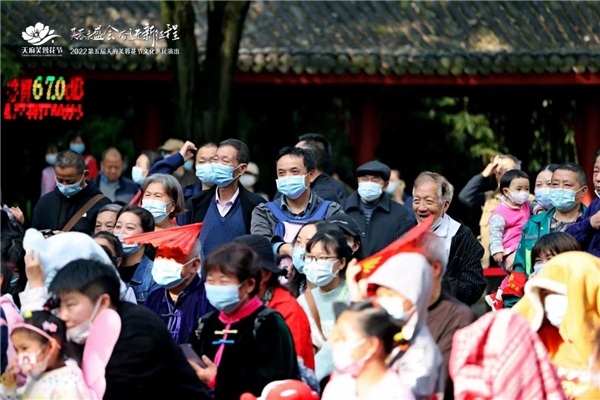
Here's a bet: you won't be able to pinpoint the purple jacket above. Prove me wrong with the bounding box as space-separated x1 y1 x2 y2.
143 274 214 344
566 197 600 257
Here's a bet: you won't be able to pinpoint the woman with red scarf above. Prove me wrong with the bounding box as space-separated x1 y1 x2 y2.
188 243 299 399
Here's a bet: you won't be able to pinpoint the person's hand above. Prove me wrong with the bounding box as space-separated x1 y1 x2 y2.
52 230 63 235
482 156 500 178
345 259 368 301
1 358 19 386
25 250 45 289
493 252 504 264
590 210 600 229
278 243 293 257
189 356 217 384
9 207 24 225
179 141 197 162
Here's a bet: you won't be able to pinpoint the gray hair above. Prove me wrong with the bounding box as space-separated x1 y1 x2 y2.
412 171 454 203
142 173 186 217
55 150 86 175
415 232 448 277
98 203 123 214
498 154 522 170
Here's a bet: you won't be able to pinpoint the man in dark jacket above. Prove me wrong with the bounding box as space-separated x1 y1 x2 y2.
32 150 111 236
91 147 140 205
183 139 266 258
344 160 415 258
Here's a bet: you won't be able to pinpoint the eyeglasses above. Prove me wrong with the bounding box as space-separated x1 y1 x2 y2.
304 256 338 265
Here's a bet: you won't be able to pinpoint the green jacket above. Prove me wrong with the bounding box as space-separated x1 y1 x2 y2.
505 204 587 307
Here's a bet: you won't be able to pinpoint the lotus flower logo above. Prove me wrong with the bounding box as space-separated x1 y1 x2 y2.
22 23 61 46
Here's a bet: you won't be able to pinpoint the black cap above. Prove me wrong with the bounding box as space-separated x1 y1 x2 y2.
356 160 391 181
232 234 280 274
326 214 362 239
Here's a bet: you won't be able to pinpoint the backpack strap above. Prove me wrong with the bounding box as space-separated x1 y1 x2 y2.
194 310 216 341
252 307 276 342
265 201 290 222
62 194 105 232
310 200 331 220
304 289 324 340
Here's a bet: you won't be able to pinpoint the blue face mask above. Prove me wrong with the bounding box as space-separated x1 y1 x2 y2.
549 188 582 212
304 260 337 287
205 283 244 312
276 175 307 200
357 182 383 203
131 167 145 185
184 160 194 171
142 199 170 223
152 258 194 289
212 163 240 187
56 177 84 197
195 164 215 185
70 143 85 154
45 154 56 165
534 188 552 210
292 247 306 274
117 235 140 257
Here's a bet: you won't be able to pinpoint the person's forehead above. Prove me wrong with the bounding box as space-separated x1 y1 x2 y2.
536 170 553 182
414 181 440 195
499 158 516 169
104 155 122 164
117 211 141 225
145 182 167 194
198 146 217 159
59 290 88 302
216 145 238 159
55 166 79 177
511 177 529 186
136 154 149 165
98 210 116 220
552 169 579 182
277 155 305 169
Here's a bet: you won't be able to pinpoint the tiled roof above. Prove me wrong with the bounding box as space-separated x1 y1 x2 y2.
3 1 600 76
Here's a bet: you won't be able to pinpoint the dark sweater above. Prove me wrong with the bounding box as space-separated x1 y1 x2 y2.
189 305 299 399
447 224 487 306
198 195 246 259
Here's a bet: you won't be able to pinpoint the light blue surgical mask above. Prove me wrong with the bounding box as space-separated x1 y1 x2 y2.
357 181 383 202
205 282 244 312
549 188 582 212
70 143 85 154
304 259 338 287
534 188 552 210
195 164 215 185
184 160 194 171
292 247 306 274
131 167 145 185
56 176 84 197
142 199 170 223
45 154 56 165
533 263 545 274
117 235 140 257
276 175 307 200
152 258 194 289
211 163 240 187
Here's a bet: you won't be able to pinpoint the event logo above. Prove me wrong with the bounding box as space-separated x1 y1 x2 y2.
22 23 61 46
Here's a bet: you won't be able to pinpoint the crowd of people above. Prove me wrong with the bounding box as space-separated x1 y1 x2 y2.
0 132 599 400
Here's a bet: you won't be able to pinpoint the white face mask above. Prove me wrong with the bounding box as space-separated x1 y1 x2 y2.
17 345 50 377
239 174 257 188
66 299 102 344
544 294 567 328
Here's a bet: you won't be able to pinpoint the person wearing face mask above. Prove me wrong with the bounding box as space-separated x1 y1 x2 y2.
366 252 444 400
344 160 415 259
32 150 111 236
386 168 416 221
240 162 270 200
325 214 365 261
68 133 98 179
566 149 600 258
529 232 581 278
91 148 140 204
188 243 299 400
141 174 186 230
1 310 93 399
512 251 600 399
288 221 320 298
93 231 124 268
504 163 588 308
296 230 351 381
485 170 532 310
112 206 160 304
157 139 201 189
322 301 414 399
410 171 486 306
147 141 215 202
251 147 343 270
47 259 212 399
140 224 214 344
533 164 559 214
41 143 59 197
128 150 163 205
185 139 266 256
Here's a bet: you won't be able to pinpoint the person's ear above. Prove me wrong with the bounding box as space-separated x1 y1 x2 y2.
83 170 90 180
99 293 111 311
116 258 122 268
338 258 347 272
237 163 248 177
245 278 256 295
431 260 443 279
191 258 201 274
261 270 272 285
579 186 588 199
352 242 360 253
307 169 317 184
382 181 389 191
442 200 451 213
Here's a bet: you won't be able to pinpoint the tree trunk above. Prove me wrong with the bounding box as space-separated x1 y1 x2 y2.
161 1 201 141
200 1 251 143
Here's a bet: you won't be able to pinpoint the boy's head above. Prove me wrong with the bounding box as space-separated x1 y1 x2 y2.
49 259 120 331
